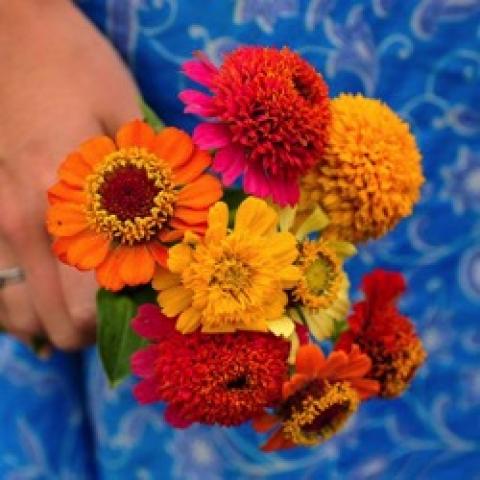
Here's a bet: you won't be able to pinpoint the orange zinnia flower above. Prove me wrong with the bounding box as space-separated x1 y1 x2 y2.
253 344 379 451
47 120 222 291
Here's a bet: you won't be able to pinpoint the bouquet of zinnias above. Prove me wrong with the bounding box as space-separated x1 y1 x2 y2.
46 46 426 451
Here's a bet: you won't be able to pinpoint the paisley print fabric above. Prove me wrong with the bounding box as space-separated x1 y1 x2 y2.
1 1 479 478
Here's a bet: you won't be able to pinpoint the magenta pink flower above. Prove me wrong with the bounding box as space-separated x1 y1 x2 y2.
179 47 331 206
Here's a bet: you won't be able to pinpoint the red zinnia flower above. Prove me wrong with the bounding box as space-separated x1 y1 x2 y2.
335 269 426 398
131 305 290 427
179 47 331 206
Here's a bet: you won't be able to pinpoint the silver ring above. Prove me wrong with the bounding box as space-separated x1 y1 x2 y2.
0 267 25 289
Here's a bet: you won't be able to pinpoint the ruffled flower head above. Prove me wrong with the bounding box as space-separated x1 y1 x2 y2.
253 344 379 451
47 120 222 291
131 305 290 427
153 197 300 333
180 47 331 206
301 94 424 243
336 269 427 398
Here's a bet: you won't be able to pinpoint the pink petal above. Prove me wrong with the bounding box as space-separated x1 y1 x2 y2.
131 346 157 377
179 89 218 117
182 57 218 87
133 379 159 405
164 404 193 429
193 123 231 149
243 165 271 199
131 304 175 341
269 176 300 207
213 144 246 186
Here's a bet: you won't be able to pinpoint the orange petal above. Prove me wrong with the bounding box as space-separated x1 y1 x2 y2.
261 429 294 452
295 344 326 377
173 207 209 226
319 351 351 380
58 152 92 188
66 231 111 270
78 136 116 168
96 248 127 292
52 236 77 264
333 345 372 380
351 378 380 400
282 373 309 399
158 229 185 243
152 127 194 168
115 119 155 150
176 174 222 209
252 413 280 433
172 149 211 185
147 242 168 267
169 219 207 235
119 245 156 286
48 181 86 205
46 203 87 236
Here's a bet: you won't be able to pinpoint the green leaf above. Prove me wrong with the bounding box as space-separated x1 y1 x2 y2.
139 97 165 132
97 286 156 388
222 188 247 226
329 318 348 344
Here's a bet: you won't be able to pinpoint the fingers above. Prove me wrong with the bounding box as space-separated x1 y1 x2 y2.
0 121 106 351
57 264 97 343
0 237 40 339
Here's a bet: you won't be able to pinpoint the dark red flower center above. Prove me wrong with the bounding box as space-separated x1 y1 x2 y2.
226 374 248 390
100 166 159 221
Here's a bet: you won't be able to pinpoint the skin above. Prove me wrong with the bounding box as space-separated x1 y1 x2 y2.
0 0 141 350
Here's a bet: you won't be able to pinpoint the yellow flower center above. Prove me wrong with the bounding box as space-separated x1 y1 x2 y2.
210 256 251 293
86 147 177 245
293 241 342 310
282 380 360 446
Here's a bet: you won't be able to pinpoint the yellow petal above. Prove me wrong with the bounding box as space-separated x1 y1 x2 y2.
152 267 181 291
263 291 287 320
295 206 330 241
304 309 335 341
268 232 299 265
158 286 193 317
327 241 357 260
234 197 277 236
267 316 295 338
205 202 228 243
288 330 300 365
167 244 193 273
176 307 201 333
278 265 301 288
277 205 297 233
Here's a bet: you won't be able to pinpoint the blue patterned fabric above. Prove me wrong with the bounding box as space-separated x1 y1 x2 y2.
1 1 480 478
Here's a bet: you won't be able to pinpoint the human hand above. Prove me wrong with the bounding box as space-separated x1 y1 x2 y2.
0 0 141 350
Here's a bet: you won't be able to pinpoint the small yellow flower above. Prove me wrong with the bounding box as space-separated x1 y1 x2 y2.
301 93 424 243
290 239 355 341
153 197 300 333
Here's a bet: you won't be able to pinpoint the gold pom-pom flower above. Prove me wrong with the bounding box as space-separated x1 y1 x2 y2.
301 93 424 243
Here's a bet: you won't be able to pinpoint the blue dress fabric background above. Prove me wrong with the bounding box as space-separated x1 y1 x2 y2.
1 1 479 478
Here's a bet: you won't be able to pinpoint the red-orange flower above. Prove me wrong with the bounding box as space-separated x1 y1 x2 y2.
46 120 222 291
131 305 290 427
335 269 427 398
253 344 379 451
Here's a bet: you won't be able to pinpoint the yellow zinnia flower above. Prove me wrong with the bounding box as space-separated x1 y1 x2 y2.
301 93 424 243
153 197 300 333
290 240 354 341
276 204 354 342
